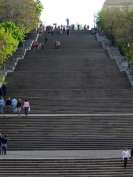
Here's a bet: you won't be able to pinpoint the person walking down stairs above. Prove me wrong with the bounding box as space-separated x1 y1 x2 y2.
16 98 22 114
1 84 7 97
122 149 130 168
1 134 7 155
130 148 133 160
23 99 31 116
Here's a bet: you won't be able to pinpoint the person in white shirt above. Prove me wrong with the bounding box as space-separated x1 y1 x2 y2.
121 149 130 168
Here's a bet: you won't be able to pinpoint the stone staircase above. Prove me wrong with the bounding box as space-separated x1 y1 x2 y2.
1 115 133 150
0 159 132 177
6 32 133 113
1 31 133 176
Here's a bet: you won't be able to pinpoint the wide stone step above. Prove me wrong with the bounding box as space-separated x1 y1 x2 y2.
2 104 133 114
0 159 132 176
6 139 133 150
0 115 133 150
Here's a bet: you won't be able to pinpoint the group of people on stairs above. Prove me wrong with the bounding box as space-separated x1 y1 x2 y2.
33 24 72 50
0 97 31 115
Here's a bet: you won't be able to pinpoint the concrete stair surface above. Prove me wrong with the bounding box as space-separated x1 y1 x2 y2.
3 31 133 149
0 159 132 177
1 31 133 176
6 32 132 113
0 115 133 150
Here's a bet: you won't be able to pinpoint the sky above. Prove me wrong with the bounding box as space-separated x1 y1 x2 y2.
40 0 105 28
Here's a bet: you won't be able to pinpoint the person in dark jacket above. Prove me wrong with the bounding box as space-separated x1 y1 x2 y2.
6 97 12 113
1 135 7 155
17 98 22 114
130 148 133 159
0 88 2 97
1 84 7 97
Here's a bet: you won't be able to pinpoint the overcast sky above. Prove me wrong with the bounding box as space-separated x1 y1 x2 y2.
40 0 105 27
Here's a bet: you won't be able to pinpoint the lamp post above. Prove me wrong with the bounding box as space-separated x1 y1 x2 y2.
66 18 69 27
94 14 96 28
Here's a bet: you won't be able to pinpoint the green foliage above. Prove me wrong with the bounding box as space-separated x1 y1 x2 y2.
0 21 25 42
0 0 44 69
0 21 25 68
0 0 43 33
97 8 133 64
35 0 44 16
0 27 18 66
0 75 5 84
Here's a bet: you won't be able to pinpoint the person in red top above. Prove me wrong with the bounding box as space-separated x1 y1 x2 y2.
23 99 30 116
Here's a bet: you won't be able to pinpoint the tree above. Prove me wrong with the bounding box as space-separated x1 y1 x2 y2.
0 0 44 68
0 21 25 42
0 27 18 66
97 8 133 64
0 0 43 32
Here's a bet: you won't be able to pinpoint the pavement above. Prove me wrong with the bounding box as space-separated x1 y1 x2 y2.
0 113 133 117
0 150 122 159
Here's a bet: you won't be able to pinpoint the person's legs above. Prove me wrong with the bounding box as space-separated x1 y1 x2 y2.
131 149 133 159
6 105 11 113
4 145 7 155
24 107 28 115
1 145 4 155
2 145 7 155
17 107 21 114
12 105 17 113
0 105 3 113
124 158 127 168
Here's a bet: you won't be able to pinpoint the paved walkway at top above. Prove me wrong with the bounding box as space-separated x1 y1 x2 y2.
0 150 122 159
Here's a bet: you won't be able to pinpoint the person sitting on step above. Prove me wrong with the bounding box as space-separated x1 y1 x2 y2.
55 40 61 49
32 41 39 49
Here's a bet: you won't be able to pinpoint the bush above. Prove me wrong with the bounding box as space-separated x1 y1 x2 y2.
0 0 43 33
97 8 133 64
0 0 43 68
0 27 18 66
0 21 25 42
